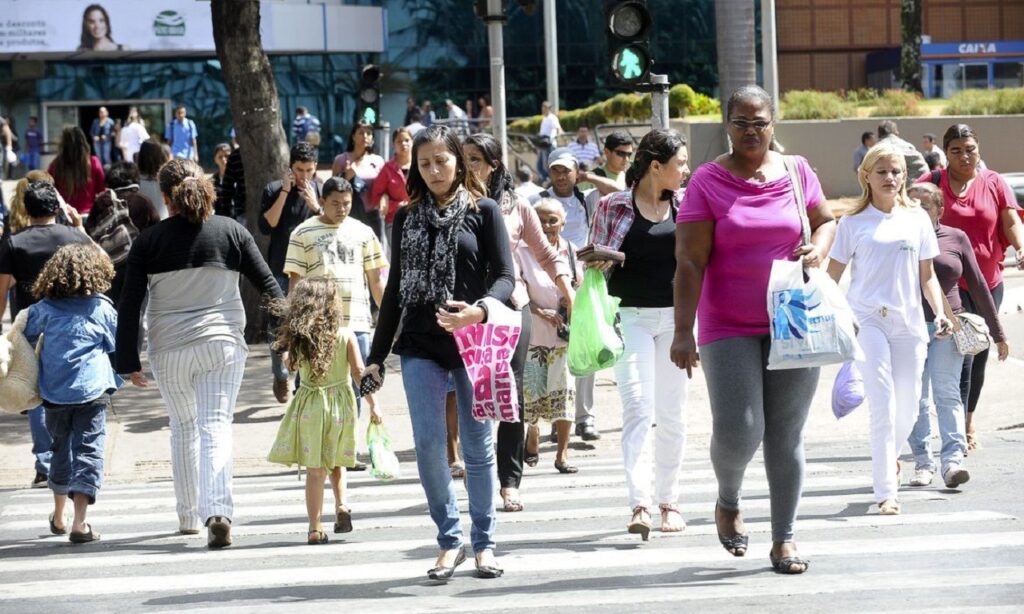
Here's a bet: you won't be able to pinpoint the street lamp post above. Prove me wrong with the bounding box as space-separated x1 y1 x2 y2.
761 0 779 103
485 0 508 166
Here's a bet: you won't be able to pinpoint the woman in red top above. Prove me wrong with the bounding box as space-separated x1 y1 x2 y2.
919 123 1024 449
48 126 105 214
369 127 413 254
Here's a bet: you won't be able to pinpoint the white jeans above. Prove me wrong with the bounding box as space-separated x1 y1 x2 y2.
613 307 688 510
150 340 248 529
855 311 927 502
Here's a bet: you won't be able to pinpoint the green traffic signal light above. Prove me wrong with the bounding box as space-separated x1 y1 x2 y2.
361 106 377 125
612 45 650 83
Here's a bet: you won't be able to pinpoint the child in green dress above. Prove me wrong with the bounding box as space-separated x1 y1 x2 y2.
268 278 381 544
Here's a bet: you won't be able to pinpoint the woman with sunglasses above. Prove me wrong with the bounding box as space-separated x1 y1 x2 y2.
672 85 835 574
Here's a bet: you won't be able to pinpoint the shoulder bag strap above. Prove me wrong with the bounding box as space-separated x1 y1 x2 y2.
783 155 811 246
940 293 962 332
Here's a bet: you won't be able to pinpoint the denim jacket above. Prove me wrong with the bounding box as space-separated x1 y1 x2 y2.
24 295 123 405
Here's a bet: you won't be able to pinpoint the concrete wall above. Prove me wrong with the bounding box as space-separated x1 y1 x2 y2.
674 116 1024 199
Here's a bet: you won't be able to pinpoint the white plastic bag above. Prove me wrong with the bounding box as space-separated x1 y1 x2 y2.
767 260 862 370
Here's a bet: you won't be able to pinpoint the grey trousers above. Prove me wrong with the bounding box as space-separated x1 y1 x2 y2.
574 374 595 427
700 335 819 542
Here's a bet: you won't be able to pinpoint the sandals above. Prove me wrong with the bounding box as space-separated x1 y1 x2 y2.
659 504 686 533
501 489 523 513
770 552 809 574
48 513 67 536
524 451 539 467
69 524 101 544
554 460 578 474
449 462 466 479
334 506 353 533
627 506 652 541
715 503 748 556
307 529 329 545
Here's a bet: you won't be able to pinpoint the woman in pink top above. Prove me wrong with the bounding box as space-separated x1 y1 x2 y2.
48 126 105 214
918 124 1024 449
464 133 574 513
671 86 836 575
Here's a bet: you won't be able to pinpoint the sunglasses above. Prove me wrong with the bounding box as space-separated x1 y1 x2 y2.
729 119 772 132
611 149 634 159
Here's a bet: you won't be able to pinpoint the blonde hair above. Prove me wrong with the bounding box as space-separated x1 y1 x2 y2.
10 171 55 233
32 243 114 300
849 144 916 216
271 278 344 382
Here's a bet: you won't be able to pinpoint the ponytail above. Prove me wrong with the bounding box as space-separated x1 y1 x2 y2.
171 176 214 224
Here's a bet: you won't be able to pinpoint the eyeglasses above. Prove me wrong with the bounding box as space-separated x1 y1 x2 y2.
611 149 634 159
729 119 772 132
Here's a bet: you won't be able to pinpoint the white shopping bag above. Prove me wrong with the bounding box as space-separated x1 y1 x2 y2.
767 260 862 370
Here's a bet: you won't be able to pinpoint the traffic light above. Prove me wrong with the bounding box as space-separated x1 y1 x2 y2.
357 64 381 126
605 1 652 87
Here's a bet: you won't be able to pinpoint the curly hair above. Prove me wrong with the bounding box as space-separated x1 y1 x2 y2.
158 158 214 224
32 243 114 300
10 170 55 234
271 278 344 382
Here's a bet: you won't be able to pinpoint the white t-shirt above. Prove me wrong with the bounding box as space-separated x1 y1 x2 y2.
514 181 544 200
830 204 939 338
119 122 150 161
448 105 466 120
539 113 562 139
530 190 589 247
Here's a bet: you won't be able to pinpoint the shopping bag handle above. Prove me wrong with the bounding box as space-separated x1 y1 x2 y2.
783 156 811 247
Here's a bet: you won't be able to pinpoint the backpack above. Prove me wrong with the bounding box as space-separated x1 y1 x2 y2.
87 189 139 266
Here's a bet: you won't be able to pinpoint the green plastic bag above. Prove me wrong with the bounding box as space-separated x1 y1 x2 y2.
367 422 401 481
567 267 623 376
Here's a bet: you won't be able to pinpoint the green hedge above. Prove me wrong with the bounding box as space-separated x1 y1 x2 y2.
944 87 1024 115
870 89 924 117
508 84 720 133
780 90 852 120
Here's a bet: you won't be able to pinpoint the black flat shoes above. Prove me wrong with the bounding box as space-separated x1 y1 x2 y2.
427 547 467 580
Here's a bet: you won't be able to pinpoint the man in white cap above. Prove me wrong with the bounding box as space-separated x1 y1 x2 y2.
529 147 602 441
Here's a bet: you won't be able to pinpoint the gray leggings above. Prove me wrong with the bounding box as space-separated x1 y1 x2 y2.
701 335 819 542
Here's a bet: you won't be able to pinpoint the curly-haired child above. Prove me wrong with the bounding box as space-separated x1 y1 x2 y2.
25 243 120 543
268 277 381 544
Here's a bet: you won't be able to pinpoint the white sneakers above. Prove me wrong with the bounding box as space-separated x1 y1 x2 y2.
943 466 971 489
910 468 934 486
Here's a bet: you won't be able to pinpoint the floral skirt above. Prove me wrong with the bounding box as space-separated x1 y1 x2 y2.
523 345 575 425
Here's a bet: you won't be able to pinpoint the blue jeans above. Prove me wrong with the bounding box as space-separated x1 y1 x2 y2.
45 396 108 504
270 274 291 381
909 324 967 473
536 145 552 182
29 406 52 476
95 140 112 166
352 331 370 414
400 355 496 553
22 151 41 171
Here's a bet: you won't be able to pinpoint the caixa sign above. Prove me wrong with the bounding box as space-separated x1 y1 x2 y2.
923 41 1024 58
958 42 997 54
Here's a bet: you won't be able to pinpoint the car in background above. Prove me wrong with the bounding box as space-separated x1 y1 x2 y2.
1003 173 1024 208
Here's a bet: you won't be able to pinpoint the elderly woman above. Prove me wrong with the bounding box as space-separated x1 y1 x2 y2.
905 183 1008 489
828 145 951 517
918 124 1023 451
365 125 514 580
117 159 282 548
464 132 573 512
589 128 690 540
672 86 835 574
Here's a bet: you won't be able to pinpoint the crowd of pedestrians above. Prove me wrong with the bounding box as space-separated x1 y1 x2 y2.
3 84 1021 585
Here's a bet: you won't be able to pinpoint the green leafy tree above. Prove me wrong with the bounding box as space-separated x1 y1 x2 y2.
900 0 923 93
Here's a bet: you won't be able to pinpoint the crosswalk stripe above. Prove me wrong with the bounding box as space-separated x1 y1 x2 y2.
0 466 861 517
0 488 950 535
0 510 1008 576
1 531 1021 601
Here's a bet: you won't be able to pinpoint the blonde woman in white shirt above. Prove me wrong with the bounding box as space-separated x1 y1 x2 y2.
826 144 952 516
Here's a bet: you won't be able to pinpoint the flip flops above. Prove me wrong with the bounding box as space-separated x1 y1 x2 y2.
69 524 101 544
334 507 353 533
48 513 67 535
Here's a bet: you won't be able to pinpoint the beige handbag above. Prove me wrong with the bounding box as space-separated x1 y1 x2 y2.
941 295 991 356
0 308 42 413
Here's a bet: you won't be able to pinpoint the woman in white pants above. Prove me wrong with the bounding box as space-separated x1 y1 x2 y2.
117 159 283 547
589 129 690 540
827 144 952 515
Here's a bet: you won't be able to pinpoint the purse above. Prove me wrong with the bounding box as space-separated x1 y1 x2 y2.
941 295 991 356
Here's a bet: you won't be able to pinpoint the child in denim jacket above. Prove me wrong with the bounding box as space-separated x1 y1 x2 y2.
25 243 121 543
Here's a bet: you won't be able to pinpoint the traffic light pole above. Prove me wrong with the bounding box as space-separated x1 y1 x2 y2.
485 0 509 166
649 73 670 130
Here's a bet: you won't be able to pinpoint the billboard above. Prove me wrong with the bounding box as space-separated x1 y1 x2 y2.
0 1 215 53
0 0 386 55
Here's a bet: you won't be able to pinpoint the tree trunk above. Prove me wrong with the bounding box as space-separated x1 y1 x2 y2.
211 0 289 341
900 0 923 93
714 0 757 121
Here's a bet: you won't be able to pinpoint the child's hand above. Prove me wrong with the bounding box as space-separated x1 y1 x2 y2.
129 371 149 388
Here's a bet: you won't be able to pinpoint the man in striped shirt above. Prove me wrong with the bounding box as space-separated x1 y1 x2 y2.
568 125 602 170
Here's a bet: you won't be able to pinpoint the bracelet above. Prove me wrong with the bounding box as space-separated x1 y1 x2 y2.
281 189 290 194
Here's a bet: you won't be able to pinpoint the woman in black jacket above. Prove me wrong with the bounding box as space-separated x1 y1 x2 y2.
365 125 514 580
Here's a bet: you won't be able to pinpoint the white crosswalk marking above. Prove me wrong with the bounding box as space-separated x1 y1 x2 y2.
0 444 1021 611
